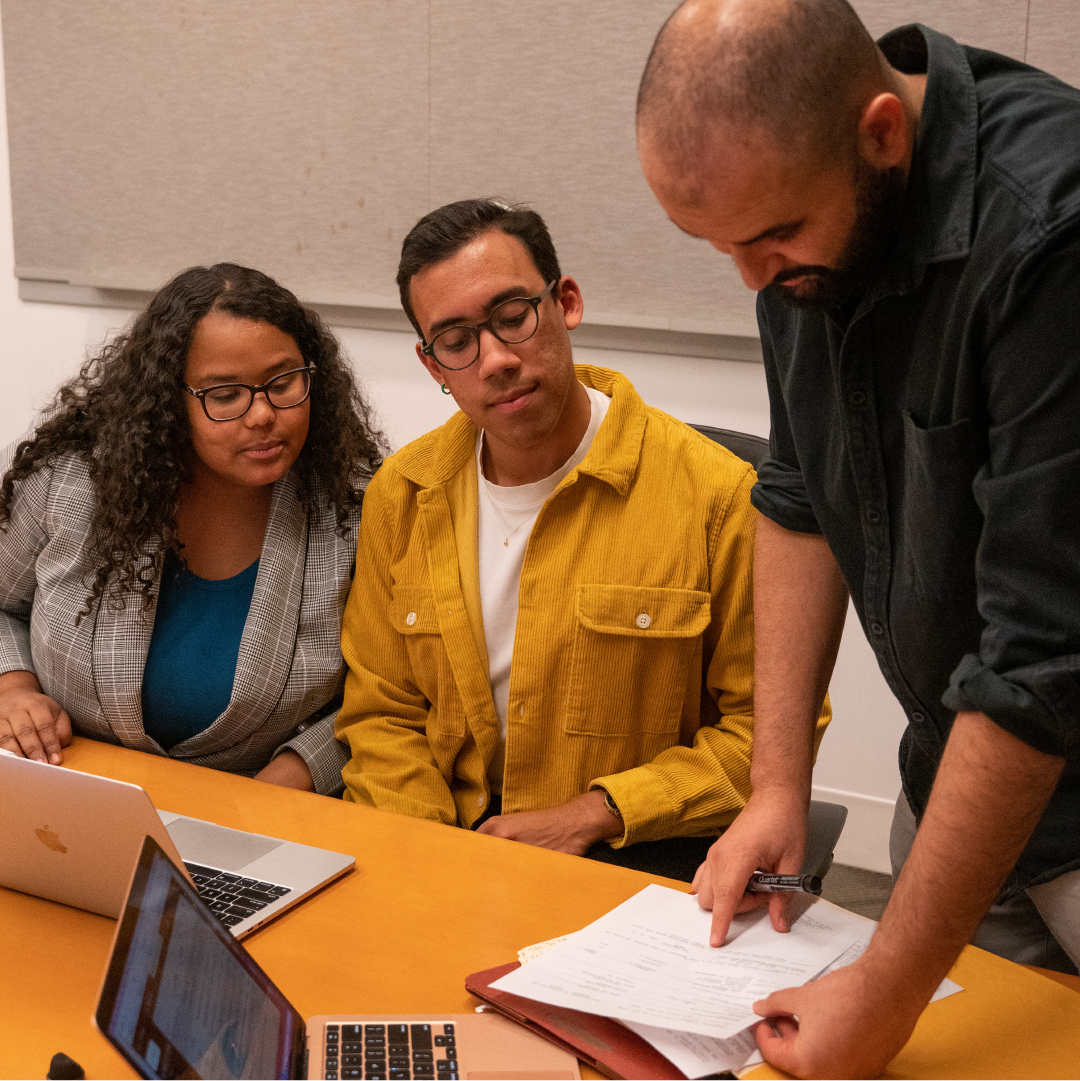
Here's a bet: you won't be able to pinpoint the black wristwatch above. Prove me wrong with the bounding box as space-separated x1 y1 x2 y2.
601 789 623 821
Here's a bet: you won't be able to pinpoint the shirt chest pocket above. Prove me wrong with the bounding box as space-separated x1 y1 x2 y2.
389 585 440 636
564 584 712 738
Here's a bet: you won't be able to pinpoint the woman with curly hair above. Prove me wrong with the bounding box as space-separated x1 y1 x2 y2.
0 263 387 794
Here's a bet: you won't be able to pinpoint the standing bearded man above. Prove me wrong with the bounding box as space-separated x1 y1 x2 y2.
637 0 1080 1076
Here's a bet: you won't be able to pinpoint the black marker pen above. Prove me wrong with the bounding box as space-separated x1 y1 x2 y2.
748 871 822 896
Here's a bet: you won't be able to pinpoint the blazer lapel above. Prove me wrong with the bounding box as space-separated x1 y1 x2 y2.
174 468 308 757
91 549 163 752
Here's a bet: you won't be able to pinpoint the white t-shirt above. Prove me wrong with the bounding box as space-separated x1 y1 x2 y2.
477 384 611 792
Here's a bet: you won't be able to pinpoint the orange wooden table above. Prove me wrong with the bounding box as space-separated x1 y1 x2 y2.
1 738 681 1080
3 737 1079 1081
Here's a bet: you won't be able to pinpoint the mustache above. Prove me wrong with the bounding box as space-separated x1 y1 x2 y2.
771 265 839 285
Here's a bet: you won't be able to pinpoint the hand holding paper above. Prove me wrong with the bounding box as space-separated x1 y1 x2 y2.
504 886 963 1078
494 884 866 1040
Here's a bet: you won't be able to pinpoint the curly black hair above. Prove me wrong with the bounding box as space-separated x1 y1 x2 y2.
0 263 388 616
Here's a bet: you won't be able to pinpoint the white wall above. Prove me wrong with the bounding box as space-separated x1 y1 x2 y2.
0 31 905 873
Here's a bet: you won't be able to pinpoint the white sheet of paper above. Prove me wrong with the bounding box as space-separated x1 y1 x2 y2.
627 967 963 1080
518 935 571 964
814 925 963 1002
520 933 764 1077
492 884 866 1040
620 1018 759 1078
514 904 962 1079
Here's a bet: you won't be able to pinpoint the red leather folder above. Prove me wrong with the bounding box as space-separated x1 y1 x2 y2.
465 962 687 1080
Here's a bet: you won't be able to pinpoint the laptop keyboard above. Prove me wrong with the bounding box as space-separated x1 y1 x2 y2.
324 1022 458 1081
183 861 291 927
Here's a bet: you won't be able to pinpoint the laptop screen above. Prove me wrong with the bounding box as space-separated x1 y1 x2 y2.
96 836 306 1080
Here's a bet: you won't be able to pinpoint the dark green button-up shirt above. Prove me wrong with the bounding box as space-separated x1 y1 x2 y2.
751 24 1080 891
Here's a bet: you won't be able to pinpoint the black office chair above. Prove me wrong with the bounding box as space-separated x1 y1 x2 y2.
586 802 847 882
696 422 847 880
688 423 770 470
585 423 849 883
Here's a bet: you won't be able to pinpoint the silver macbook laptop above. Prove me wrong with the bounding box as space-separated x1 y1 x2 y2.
96 836 580 1080
0 750 354 937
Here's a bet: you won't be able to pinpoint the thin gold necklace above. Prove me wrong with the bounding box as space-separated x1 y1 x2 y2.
481 477 532 547
479 435 538 547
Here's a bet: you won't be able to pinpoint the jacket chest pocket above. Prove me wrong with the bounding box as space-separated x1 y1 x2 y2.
563 584 711 738
389 585 440 636
389 584 467 737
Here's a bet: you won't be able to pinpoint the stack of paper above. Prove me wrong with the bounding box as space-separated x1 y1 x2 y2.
501 884 961 1079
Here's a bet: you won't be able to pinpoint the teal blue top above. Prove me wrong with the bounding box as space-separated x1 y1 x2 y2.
141 554 260 750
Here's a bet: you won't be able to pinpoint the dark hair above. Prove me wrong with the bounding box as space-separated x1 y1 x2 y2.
0 263 388 616
396 199 562 338
637 0 887 166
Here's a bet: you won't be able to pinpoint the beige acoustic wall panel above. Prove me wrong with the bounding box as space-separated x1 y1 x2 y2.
1027 0 1080 89
4 0 1067 351
406 1 757 338
3 0 429 305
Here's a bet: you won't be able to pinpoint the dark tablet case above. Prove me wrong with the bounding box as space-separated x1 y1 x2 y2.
465 962 686 1080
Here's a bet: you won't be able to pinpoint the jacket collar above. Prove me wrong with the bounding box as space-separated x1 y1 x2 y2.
881 24 977 268
391 364 647 497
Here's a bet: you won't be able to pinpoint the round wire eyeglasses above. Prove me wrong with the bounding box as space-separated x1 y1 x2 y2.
420 281 557 371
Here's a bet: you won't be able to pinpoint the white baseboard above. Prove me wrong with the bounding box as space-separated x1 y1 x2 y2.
812 785 899 875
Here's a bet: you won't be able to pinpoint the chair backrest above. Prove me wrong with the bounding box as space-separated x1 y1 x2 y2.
802 800 849 879
688 424 770 470
685 425 850 881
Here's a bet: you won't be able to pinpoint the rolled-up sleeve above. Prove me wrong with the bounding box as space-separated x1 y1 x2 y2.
941 235 1080 759
749 301 823 535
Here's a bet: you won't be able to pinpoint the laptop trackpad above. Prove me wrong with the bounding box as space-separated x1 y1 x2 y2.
165 817 283 872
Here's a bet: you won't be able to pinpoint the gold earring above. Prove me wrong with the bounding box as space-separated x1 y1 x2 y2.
440 383 451 395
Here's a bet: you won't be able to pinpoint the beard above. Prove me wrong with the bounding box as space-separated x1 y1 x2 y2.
773 160 908 311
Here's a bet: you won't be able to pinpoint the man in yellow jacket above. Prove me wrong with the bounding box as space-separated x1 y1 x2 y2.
336 198 829 868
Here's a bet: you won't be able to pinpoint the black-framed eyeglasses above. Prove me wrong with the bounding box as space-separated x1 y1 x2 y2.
420 280 557 371
184 365 317 421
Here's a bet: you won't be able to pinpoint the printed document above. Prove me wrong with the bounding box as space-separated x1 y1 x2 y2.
512 895 964 1078
493 883 866 1040
622 925 962 1078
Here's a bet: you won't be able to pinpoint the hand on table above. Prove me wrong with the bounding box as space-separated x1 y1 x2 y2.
475 789 624 855
0 669 72 764
692 787 808 946
254 748 316 791
752 954 925 1079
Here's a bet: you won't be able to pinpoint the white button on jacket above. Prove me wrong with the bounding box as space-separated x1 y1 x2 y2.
636 612 652 629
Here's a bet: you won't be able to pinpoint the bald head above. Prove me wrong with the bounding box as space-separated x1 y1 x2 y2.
638 0 890 180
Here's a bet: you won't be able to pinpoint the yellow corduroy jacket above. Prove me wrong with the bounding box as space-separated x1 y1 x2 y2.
337 365 830 846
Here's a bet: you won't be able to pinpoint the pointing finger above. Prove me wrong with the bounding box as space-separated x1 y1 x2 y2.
708 865 757 946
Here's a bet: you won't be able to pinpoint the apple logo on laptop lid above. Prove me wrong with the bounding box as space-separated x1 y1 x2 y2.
36 825 68 853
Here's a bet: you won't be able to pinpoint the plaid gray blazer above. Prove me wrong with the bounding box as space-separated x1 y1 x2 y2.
0 447 361 795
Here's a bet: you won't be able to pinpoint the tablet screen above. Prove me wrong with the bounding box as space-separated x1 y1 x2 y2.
96 836 305 1080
